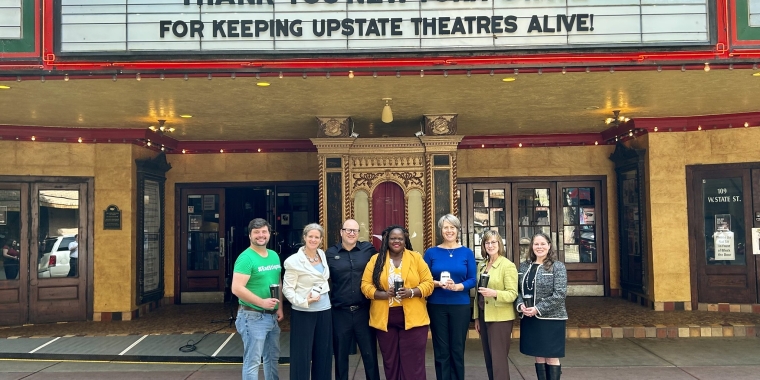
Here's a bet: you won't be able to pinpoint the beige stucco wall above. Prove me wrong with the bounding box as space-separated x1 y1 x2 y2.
457 145 620 290
643 128 760 303
163 152 319 297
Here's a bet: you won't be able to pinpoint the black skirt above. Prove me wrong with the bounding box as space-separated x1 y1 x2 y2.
519 316 566 358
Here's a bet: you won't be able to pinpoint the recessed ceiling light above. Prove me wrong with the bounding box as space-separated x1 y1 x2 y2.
753 72 760 77
502 77 516 82
256 82 271 87
180 114 193 118
0 85 10 89
585 106 600 110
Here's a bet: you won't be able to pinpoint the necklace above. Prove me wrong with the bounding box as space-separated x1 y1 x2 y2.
306 252 320 263
525 264 538 291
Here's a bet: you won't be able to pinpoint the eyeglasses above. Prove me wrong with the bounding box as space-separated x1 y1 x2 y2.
484 241 499 246
342 228 359 234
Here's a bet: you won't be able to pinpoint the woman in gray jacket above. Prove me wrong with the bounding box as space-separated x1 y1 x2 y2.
516 232 567 380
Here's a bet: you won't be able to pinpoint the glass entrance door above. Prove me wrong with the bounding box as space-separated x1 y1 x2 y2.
180 188 226 303
461 179 607 295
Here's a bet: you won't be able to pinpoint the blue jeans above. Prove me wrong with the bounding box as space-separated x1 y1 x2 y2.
236 308 281 380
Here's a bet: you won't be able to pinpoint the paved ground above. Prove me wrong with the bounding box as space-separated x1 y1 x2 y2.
2 297 760 338
1 338 759 379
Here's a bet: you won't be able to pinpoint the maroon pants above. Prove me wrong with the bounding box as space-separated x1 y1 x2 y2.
375 307 428 380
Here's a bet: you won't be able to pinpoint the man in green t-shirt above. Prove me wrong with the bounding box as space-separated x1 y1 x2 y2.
232 218 283 380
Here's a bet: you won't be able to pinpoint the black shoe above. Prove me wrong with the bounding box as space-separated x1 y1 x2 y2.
546 364 562 380
535 363 547 380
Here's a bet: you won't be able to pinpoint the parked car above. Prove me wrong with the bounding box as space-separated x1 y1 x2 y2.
38 235 76 278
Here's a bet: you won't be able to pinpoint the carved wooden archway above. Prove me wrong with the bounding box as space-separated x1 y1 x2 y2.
311 134 463 251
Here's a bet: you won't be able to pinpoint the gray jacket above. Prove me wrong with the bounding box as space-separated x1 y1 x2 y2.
516 260 568 320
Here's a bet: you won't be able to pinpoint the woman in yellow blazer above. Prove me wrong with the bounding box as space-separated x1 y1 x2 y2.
361 225 434 380
473 230 518 380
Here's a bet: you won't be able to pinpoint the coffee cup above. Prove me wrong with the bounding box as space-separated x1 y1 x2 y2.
269 284 280 299
440 271 451 284
523 294 534 308
479 274 490 289
394 280 404 293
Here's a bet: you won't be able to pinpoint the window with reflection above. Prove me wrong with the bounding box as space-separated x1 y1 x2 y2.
187 194 220 271
562 187 597 263
471 189 506 259
702 178 746 266
0 190 21 281
517 188 551 260
38 190 80 279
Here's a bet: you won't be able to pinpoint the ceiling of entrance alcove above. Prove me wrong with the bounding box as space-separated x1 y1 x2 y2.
1 68 759 140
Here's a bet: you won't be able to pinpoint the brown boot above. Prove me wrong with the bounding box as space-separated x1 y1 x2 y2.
546 364 562 380
535 363 547 380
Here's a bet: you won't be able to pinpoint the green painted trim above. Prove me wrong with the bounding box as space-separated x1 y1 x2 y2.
0 0 36 53
736 0 760 40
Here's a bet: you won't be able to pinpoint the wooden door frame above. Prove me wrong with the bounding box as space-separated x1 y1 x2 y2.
30 181 89 324
178 188 226 299
511 181 558 264
687 164 759 306
0 183 29 326
459 175 609 296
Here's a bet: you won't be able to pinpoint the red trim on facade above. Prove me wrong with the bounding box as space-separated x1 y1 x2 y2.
459 133 605 149
176 139 317 153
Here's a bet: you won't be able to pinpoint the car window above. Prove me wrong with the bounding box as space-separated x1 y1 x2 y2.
59 238 75 251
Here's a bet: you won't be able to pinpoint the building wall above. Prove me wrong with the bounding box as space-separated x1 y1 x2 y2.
457 145 620 290
163 152 319 297
643 128 760 307
0 141 140 314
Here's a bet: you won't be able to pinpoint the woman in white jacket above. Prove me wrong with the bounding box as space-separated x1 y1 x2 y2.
283 223 332 380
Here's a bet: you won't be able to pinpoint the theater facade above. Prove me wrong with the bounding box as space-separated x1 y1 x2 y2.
2 0 760 325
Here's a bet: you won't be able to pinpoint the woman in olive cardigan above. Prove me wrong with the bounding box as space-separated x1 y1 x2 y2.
473 230 518 380
361 225 434 380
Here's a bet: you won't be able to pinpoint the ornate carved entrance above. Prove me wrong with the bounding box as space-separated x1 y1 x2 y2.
311 132 462 251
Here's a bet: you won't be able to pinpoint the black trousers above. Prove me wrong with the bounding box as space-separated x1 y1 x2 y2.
428 304 471 380
68 257 78 277
290 308 333 380
332 307 380 380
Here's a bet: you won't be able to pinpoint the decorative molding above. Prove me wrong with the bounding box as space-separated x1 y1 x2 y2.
393 171 424 188
316 116 352 138
352 172 384 189
351 156 424 169
424 114 458 135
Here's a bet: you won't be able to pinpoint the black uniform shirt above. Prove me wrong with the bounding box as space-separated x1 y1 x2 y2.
326 240 377 308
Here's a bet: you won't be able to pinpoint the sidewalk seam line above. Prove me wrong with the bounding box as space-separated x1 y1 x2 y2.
28 337 61 354
211 333 236 357
119 335 148 356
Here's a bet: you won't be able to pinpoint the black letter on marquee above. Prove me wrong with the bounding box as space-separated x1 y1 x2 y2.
503 15 517 33
190 20 204 37
542 15 555 32
577 14 590 31
213 20 226 37
527 15 542 33
241 20 253 37
291 20 303 37
254 20 269 37
411 18 422 35
172 21 188 37
227 19 240 37
342 19 355 36
313 19 326 37
160 20 172 38
390 18 402 36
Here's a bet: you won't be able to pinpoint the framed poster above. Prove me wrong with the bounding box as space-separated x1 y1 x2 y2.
189 214 203 231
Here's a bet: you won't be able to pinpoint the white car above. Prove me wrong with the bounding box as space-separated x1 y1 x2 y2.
38 235 76 278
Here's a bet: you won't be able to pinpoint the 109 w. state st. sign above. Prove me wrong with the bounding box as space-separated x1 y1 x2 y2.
58 0 712 54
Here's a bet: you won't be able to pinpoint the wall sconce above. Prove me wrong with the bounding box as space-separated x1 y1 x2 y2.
381 98 393 123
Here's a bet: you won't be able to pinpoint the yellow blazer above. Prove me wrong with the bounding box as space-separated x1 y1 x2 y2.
361 249 434 332
472 255 518 322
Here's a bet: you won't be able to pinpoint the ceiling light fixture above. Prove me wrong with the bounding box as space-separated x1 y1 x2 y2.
256 82 270 87
381 98 393 123
0 85 10 90
348 70 354 79
149 119 176 135
703 63 710 72
279 72 283 79
502 77 516 82
136 73 141 81
64 74 69 82
180 115 192 118
605 110 630 126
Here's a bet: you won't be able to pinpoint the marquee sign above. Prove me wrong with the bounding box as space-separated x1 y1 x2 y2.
58 0 711 54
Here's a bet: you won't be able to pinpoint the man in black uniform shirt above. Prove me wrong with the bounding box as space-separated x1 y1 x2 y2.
326 219 381 380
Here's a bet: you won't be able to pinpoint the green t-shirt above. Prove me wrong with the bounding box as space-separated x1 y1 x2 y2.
233 247 281 311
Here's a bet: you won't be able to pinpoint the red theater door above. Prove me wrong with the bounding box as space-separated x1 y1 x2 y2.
372 182 405 250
